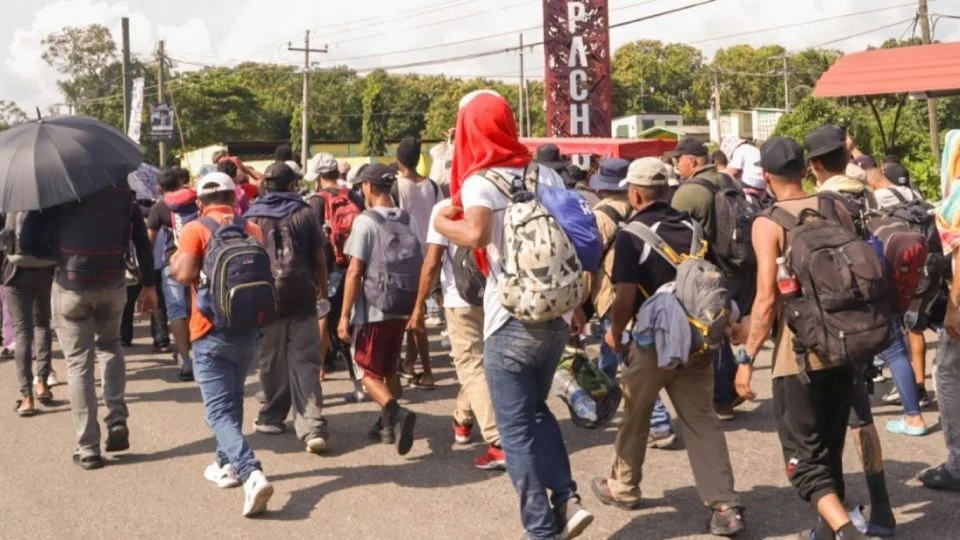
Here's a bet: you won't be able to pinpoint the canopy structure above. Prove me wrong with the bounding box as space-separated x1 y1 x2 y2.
814 41 960 99
520 137 676 160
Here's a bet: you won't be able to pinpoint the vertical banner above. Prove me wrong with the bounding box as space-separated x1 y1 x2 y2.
542 0 612 138
127 77 145 144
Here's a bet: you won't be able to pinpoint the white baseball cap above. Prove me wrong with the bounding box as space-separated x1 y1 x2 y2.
198 172 236 195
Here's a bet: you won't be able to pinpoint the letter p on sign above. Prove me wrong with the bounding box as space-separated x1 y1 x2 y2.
567 2 587 33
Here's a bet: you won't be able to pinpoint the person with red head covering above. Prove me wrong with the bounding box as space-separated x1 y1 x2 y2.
435 90 595 540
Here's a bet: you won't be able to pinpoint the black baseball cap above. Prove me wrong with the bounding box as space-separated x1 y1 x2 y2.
757 137 805 176
805 125 846 159
359 163 397 187
263 161 302 188
884 163 911 186
535 143 570 170
667 137 708 158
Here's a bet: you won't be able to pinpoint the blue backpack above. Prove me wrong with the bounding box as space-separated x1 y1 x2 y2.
538 183 603 272
196 217 278 332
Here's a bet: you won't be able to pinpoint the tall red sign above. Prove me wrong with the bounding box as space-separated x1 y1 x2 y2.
542 0 612 138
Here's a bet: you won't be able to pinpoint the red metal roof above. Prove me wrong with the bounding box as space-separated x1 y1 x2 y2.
814 41 960 98
520 137 676 159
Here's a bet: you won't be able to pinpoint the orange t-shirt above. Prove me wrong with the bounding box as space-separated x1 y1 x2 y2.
174 205 264 341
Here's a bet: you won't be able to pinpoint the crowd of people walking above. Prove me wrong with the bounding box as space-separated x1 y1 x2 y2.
1 89 959 539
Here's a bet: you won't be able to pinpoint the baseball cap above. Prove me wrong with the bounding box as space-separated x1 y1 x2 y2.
536 143 570 170
359 163 397 187
305 152 338 181
589 158 629 192
619 157 669 188
263 161 302 188
198 172 236 195
756 137 805 176
805 125 846 159
884 163 911 186
667 138 708 158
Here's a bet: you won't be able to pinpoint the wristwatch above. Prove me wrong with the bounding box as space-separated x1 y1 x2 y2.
736 349 755 366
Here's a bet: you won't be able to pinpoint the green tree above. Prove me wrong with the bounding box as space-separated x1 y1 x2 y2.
361 70 388 156
0 100 27 130
774 95 875 153
611 40 710 122
171 69 271 149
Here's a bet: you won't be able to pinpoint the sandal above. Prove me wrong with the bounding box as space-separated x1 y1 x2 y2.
14 399 37 417
35 385 53 405
409 373 436 390
885 416 928 437
398 366 416 381
919 463 960 492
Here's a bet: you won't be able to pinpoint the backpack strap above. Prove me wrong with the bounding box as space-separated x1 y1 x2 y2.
391 181 400 206
690 177 720 195
362 209 386 225
887 188 908 204
199 216 220 234
430 179 440 200
622 222 685 268
479 169 521 200
767 206 800 232
597 204 625 226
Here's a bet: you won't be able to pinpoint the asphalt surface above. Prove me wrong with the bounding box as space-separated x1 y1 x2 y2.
0 323 954 540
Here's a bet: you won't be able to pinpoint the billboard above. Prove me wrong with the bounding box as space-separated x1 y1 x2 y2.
542 0 612 138
150 103 174 141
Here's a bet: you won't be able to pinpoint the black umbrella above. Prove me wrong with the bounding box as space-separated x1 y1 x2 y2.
0 115 144 212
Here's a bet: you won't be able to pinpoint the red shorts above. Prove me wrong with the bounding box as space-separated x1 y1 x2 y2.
353 319 407 380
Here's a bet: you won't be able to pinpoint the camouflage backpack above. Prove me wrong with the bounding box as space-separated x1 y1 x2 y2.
482 164 585 323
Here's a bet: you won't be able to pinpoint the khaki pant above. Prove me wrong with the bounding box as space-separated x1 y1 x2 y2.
609 344 739 508
446 306 499 446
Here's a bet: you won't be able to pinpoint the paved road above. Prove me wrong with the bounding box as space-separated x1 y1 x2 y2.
0 324 954 540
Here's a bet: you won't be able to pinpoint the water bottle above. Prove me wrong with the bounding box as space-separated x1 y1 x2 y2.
776 257 799 299
553 369 598 422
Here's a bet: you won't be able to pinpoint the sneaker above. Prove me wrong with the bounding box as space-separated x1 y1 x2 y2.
872 370 888 384
242 470 274 517
254 421 284 435
647 428 677 449
474 445 506 470
425 314 443 327
708 505 745 537
392 407 417 456
555 497 595 540
590 477 641 511
178 370 194 382
204 462 241 488
714 404 736 421
305 436 328 455
880 387 901 405
453 419 473 445
105 424 130 452
35 371 61 387
72 453 104 470
918 388 931 408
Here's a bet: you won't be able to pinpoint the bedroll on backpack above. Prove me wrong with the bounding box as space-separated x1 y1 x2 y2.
690 176 758 274
314 189 360 267
482 165 585 323
768 197 891 367
197 217 278 332
362 210 424 316
621 220 730 354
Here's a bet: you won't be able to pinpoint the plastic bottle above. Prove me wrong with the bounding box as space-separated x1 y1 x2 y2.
776 256 799 299
553 369 598 422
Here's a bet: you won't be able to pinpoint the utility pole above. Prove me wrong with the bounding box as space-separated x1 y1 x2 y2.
518 34 525 138
288 31 327 170
121 17 132 133
157 40 167 167
712 69 722 141
524 80 532 137
919 0 940 161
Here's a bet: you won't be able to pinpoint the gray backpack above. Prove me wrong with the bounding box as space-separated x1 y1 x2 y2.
622 221 731 355
362 209 424 316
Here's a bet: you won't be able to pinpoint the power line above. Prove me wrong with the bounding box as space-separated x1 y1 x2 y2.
806 18 914 49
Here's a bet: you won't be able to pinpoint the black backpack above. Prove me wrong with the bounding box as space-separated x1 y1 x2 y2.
451 247 485 307
362 210 424 316
768 196 892 369
691 175 758 275
259 209 317 317
878 189 946 301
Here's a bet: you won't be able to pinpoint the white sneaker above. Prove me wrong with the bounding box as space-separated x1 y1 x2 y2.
47 370 60 387
242 470 274 517
305 436 327 454
204 462 241 489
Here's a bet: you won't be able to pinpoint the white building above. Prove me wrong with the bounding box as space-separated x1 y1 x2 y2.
708 108 786 143
612 113 684 139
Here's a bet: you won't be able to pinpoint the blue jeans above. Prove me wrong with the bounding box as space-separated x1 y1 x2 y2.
936 330 960 476
193 329 262 482
594 317 672 432
875 322 922 417
485 317 577 540
161 266 190 321
714 341 738 406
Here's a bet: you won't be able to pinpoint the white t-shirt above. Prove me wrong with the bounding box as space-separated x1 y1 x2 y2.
425 199 471 310
459 164 567 339
729 144 764 190
395 175 441 249
873 185 920 209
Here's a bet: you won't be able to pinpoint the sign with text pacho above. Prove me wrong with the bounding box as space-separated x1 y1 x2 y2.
542 0 612 138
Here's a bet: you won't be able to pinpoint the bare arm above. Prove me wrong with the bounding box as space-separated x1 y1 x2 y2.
169 252 201 285
409 244 444 330
435 206 492 249
148 228 158 245
337 257 366 343
313 248 329 302
745 218 781 358
609 283 637 339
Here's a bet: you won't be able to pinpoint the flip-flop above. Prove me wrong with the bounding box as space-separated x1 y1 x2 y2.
885 416 928 437
398 367 416 381
35 388 53 404
14 399 37 417
408 373 436 390
919 464 960 492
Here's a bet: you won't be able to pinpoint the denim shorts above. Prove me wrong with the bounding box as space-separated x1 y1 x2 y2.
161 266 190 321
